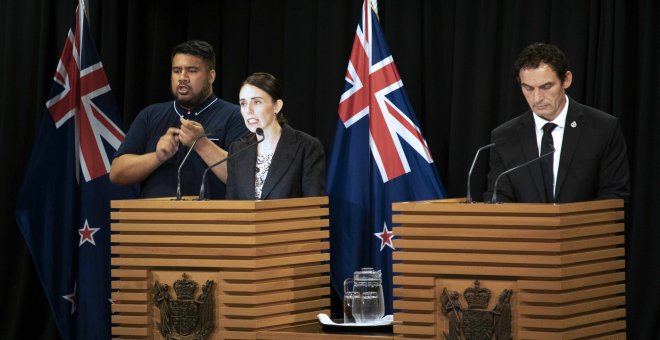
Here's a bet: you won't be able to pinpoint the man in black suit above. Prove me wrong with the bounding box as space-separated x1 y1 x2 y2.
485 43 630 203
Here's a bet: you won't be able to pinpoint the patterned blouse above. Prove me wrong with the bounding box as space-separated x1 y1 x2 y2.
254 153 274 199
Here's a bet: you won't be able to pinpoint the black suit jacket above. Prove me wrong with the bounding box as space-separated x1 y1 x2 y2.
485 97 630 203
226 124 326 200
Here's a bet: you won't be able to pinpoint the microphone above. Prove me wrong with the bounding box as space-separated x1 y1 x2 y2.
197 128 265 201
490 147 555 203
465 143 496 203
176 131 214 201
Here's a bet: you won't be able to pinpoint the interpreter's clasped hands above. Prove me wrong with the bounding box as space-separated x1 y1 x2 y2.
178 117 206 148
155 127 180 163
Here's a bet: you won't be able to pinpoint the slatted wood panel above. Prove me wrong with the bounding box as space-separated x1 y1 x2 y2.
110 197 330 340
392 199 626 339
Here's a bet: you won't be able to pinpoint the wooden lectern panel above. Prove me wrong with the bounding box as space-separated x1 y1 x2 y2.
110 197 329 340
392 199 626 339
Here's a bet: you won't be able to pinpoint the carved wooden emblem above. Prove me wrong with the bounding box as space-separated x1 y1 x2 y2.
152 273 215 339
440 280 512 340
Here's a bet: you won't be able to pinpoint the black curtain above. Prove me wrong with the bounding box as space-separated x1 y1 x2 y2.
2 0 658 339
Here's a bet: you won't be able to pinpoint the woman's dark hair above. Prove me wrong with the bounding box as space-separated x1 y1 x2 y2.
171 40 216 71
514 42 569 83
242 72 287 125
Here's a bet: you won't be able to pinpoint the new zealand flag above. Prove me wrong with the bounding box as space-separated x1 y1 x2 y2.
327 0 446 314
15 3 136 339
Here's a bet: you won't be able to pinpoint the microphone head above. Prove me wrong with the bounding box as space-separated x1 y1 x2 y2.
256 128 264 136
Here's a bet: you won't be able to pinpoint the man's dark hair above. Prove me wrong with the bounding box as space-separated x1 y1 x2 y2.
171 40 216 71
514 42 569 83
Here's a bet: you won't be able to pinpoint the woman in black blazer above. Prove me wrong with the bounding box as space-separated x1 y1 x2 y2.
226 72 325 200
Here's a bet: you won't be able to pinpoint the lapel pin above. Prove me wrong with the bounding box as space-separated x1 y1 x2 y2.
571 121 577 128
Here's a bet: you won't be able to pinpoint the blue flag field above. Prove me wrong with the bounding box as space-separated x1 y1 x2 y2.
15 3 136 339
327 0 447 314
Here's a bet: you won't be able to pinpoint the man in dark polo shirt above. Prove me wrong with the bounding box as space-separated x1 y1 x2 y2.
110 40 247 199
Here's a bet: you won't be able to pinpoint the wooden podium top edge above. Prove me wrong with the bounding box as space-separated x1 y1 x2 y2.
392 198 624 213
111 196 328 210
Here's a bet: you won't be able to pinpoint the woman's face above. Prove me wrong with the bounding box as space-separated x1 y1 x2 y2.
238 84 283 133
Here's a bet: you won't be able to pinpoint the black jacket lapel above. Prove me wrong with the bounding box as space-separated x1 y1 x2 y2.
518 113 547 202
235 140 257 199
555 98 585 201
259 125 299 199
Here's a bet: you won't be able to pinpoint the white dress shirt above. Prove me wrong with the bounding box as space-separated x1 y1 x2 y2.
532 95 570 196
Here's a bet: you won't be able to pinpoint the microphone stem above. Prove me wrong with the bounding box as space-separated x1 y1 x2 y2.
198 163 219 201
176 134 206 200
198 130 264 201
466 143 495 203
491 148 555 203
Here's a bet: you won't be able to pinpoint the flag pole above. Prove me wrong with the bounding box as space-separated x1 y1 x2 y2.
369 0 378 14
81 0 89 17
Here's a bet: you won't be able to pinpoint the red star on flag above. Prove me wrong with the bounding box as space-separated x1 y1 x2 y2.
78 219 100 246
374 223 395 251
62 282 77 315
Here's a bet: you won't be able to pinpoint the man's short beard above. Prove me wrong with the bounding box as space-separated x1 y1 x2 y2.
173 83 212 109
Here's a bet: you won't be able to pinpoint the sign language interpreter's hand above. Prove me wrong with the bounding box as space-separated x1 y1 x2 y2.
156 127 180 163
178 117 206 148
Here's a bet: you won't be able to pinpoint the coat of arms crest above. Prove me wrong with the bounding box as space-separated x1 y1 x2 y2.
440 280 512 340
152 273 215 340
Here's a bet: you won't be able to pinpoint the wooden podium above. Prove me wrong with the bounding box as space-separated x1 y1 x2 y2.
391 199 626 339
109 196 330 339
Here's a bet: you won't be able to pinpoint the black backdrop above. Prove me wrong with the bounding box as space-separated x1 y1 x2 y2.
2 0 658 339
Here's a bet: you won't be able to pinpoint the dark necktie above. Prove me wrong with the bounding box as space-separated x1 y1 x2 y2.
541 123 557 202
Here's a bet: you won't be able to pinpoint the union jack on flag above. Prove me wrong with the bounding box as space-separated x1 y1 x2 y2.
46 4 125 183
327 0 446 314
16 2 136 339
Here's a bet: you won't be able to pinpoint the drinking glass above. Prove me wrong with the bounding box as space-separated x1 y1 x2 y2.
343 291 360 324
358 291 380 324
